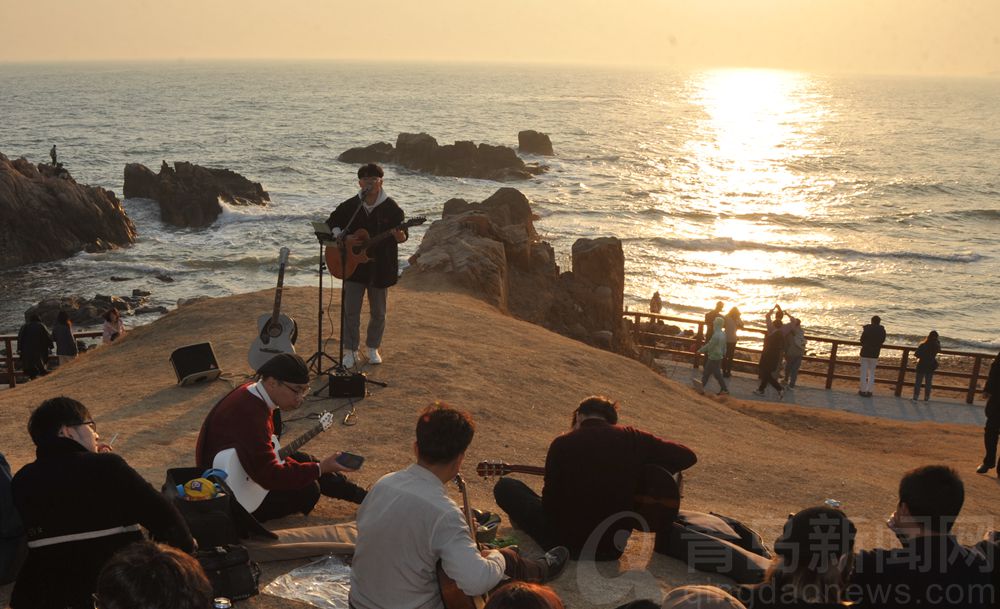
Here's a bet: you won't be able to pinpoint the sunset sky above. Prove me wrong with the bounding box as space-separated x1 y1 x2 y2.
1 0 998 76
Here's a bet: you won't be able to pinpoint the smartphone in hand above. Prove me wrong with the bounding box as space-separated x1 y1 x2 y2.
336 452 365 470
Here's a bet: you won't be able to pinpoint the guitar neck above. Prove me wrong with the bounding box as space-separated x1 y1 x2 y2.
277 422 324 460
454 475 480 551
502 464 545 477
269 267 286 323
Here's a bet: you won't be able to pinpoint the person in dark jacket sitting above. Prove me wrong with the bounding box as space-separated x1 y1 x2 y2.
10 397 195 609
493 396 697 561
847 465 994 609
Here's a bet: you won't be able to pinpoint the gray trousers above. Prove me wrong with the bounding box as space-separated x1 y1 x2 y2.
342 281 388 351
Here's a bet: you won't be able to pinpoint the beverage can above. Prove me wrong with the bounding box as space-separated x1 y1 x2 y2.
824 498 843 509
213 598 232 609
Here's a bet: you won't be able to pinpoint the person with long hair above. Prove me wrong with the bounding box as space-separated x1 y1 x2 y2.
912 330 941 401
52 311 78 365
739 506 856 608
722 306 744 377
101 308 125 344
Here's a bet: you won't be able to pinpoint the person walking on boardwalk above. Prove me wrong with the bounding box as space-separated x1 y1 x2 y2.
754 319 785 400
858 315 886 397
696 317 728 395
976 349 1000 475
52 311 78 365
912 330 940 402
782 316 806 389
722 306 744 378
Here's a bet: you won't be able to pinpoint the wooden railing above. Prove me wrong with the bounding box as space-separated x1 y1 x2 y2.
1 330 103 388
625 310 994 405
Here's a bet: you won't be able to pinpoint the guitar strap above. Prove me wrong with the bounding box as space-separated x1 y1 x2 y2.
271 409 283 439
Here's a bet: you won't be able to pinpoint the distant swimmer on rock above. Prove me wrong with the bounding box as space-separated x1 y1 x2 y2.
49 145 56 166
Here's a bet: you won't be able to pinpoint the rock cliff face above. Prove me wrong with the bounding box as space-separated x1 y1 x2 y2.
402 188 632 353
339 133 547 182
123 161 269 228
0 153 136 270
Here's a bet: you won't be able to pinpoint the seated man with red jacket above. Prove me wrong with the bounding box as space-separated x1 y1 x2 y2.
493 396 697 560
196 353 365 522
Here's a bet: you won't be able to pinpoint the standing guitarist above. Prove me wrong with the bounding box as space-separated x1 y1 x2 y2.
492 396 697 561
195 353 366 522
326 163 408 369
350 403 569 609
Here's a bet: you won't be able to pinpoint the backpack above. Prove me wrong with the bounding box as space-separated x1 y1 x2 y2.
1 452 27 584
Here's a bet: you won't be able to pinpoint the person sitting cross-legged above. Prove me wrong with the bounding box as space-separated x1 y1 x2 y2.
847 465 995 608
493 396 697 561
350 403 569 609
10 397 195 609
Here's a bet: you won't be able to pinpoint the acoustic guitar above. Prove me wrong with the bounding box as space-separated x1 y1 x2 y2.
437 474 488 609
476 461 683 533
213 411 335 513
325 217 426 280
248 247 298 371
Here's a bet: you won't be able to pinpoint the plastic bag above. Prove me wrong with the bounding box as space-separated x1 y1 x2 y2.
262 554 351 609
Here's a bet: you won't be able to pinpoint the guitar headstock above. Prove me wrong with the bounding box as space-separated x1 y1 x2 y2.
318 411 335 431
476 460 512 479
403 217 427 229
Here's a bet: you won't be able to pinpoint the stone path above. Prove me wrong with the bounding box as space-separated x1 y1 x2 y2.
657 359 987 427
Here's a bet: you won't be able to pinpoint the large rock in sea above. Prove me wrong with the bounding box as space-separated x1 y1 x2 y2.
338 133 547 182
0 153 136 270
123 161 269 228
517 130 554 156
402 188 630 353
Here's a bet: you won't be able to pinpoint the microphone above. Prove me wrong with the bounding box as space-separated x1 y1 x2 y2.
360 185 372 198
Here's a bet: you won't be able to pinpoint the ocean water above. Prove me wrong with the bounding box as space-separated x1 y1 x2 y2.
1 61 998 351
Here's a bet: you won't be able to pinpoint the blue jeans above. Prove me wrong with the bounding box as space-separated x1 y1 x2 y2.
701 359 728 393
913 369 934 400
784 355 803 387
342 281 388 351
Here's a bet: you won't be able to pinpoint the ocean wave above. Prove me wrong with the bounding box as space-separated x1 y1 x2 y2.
213 202 306 226
643 237 985 263
742 276 827 288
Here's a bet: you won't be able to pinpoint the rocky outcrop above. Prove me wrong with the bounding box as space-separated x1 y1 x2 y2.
338 133 547 182
123 161 269 228
25 289 157 327
402 188 632 353
0 153 136 270
517 130 554 156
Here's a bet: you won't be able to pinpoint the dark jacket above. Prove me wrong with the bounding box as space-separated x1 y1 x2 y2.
914 339 940 372
759 328 785 373
859 322 887 358
52 324 78 357
11 438 194 609
986 352 1000 417
848 534 994 609
326 194 405 288
543 419 696 560
16 321 53 376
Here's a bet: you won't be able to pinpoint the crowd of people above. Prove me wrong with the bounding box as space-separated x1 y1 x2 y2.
12 307 125 381
2 383 998 609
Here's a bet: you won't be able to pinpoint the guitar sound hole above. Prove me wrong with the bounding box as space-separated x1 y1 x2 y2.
268 325 283 337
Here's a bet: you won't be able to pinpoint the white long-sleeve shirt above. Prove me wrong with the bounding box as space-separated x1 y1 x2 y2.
349 464 505 609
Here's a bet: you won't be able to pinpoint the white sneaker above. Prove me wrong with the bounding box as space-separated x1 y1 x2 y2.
367 347 382 365
342 350 358 369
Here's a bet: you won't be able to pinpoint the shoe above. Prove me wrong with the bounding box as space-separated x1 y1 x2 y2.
718 390 729 396
367 347 382 365
752 389 765 396
342 350 357 369
858 390 866 397
542 546 570 582
911 397 918 402
976 464 991 474
777 390 785 401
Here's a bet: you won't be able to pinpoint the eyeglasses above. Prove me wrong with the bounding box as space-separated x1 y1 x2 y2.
279 381 310 396
76 420 98 433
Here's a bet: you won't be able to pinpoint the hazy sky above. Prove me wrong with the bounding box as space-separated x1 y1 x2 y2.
1 0 998 75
